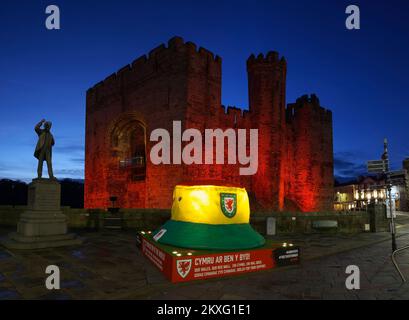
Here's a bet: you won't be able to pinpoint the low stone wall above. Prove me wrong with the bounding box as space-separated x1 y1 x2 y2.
0 206 170 231
0 206 25 227
251 211 371 235
72 208 171 231
0 205 387 235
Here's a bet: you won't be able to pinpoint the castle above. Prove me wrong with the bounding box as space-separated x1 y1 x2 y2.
84 37 334 212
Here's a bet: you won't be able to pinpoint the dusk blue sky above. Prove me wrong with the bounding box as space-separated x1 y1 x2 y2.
0 0 408 182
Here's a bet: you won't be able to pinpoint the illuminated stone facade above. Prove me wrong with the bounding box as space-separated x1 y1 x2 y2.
85 37 334 212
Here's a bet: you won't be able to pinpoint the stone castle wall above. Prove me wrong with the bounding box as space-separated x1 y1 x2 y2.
85 36 334 212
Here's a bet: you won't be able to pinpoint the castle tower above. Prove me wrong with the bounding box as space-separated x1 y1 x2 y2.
85 36 194 209
286 94 334 212
181 41 224 183
246 52 287 210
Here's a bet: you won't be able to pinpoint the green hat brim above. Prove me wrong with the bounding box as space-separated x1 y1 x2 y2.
152 220 265 250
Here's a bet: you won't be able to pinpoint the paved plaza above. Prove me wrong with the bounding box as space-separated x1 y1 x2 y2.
1 215 409 300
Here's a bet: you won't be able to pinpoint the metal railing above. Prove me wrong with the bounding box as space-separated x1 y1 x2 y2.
391 245 409 283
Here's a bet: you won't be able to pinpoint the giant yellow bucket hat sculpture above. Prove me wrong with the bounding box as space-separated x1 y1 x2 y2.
152 185 265 250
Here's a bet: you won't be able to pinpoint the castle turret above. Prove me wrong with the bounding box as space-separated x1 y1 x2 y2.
246 52 287 210
286 94 334 212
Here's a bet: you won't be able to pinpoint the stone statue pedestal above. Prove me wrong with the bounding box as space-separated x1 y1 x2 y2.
1 178 82 249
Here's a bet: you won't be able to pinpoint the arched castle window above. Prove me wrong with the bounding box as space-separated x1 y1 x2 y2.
110 117 146 181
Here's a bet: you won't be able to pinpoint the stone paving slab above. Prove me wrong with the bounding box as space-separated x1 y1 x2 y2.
1 218 409 300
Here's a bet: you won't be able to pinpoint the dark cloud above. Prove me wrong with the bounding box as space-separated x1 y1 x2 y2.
334 157 356 169
334 152 367 180
53 144 84 153
336 164 367 177
70 158 84 164
0 161 28 173
334 151 355 159
54 169 84 177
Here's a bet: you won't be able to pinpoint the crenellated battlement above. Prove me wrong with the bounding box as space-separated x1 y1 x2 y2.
295 94 320 105
86 36 222 104
286 94 332 123
222 105 250 118
225 105 243 114
247 51 286 69
218 105 252 128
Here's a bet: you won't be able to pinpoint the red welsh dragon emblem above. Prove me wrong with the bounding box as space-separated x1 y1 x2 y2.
176 259 192 278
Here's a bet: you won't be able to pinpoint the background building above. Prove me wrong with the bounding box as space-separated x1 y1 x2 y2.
334 158 409 212
334 176 387 211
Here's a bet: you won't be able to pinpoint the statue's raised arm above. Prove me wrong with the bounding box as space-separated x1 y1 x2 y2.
34 119 55 179
35 119 45 135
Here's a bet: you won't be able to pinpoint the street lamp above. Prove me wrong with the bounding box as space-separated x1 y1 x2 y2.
384 138 397 252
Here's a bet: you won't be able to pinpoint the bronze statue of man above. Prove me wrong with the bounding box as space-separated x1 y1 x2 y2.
34 119 55 179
